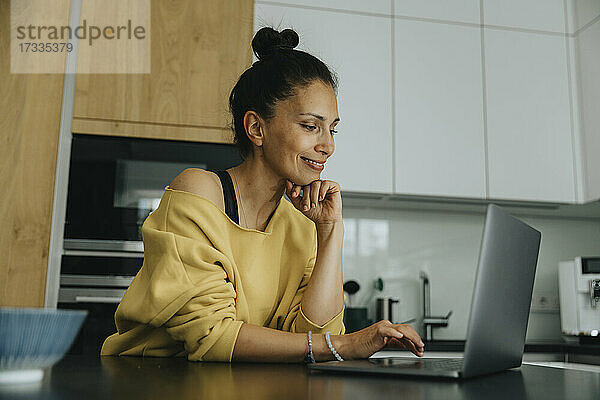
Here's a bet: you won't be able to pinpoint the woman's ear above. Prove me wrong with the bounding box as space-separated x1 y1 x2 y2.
243 111 264 148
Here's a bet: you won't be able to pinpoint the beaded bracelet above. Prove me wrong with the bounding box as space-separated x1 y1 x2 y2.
325 331 344 361
305 331 316 363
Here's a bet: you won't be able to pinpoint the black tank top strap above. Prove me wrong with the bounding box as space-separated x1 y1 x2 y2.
209 169 239 224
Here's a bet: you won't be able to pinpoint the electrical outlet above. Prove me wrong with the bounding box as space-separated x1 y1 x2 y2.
530 293 560 312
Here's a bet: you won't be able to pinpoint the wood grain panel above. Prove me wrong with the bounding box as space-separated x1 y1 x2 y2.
71 117 234 143
73 0 254 135
0 0 69 307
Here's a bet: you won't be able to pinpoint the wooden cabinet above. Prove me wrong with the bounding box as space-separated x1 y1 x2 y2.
0 0 70 307
1 0 255 307
72 0 254 143
254 3 394 193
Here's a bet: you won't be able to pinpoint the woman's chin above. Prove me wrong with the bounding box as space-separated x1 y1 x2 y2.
300 173 321 185
290 165 322 186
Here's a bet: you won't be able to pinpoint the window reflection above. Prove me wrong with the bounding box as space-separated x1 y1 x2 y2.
113 159 201 210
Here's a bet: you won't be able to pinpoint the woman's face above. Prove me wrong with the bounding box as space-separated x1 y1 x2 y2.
261 80 340 186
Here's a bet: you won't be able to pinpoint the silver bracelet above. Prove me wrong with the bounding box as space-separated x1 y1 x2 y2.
325 331 344 361
305 331 316 363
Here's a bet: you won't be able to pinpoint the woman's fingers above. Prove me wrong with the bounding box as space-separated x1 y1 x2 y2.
286 180 322 212
394 324 424 349
384 326 404 343
301 185 311 211
286 180 301 205
385 336 423 357
402 337 424 357
384 323 424 357
386 337 407 349
286 179 337 213
310 180 322 208
318 181 328 202
286 180 301 199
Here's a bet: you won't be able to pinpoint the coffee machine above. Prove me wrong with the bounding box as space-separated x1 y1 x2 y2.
558 257 600 340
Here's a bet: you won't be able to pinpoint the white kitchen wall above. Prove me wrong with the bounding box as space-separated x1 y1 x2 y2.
340 205 600 341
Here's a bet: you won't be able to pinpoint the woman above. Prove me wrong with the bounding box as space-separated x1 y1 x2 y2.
101 27 424 362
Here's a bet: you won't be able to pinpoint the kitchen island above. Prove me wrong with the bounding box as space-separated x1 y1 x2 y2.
1 353 599 400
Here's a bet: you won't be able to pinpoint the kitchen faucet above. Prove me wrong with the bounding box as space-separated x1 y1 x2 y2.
420 271 452 341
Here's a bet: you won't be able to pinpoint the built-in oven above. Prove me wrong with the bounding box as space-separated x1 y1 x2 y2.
58 134 242 355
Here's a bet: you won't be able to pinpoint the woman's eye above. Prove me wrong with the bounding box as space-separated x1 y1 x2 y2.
300 123 337 135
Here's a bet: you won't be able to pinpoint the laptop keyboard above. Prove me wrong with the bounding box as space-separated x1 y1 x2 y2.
370 357 464 371
420 358 464 371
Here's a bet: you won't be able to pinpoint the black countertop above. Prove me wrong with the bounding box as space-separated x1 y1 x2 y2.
1 355 599 400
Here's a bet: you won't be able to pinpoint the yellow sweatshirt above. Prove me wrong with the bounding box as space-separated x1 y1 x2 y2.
100 187 345 362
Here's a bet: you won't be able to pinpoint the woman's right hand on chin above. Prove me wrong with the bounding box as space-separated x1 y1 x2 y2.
336 320 425 360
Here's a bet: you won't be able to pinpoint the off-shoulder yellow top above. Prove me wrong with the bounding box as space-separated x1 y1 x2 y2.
100 187 345 362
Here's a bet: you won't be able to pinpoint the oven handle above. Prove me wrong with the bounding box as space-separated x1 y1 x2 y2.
63 250 144 258
75 296 123 304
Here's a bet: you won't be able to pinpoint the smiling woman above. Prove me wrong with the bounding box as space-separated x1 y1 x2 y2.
101 26 424 363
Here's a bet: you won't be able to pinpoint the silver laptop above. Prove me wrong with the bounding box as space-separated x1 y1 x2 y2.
308 204 541 379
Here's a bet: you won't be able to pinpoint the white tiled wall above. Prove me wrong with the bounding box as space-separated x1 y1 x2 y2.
341 206 600 341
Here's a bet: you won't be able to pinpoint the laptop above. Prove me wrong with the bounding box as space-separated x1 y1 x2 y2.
308 204 541 379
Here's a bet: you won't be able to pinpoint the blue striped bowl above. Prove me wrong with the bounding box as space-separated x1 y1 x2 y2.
0 307 87 384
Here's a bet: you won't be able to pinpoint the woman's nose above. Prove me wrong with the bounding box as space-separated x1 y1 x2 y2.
316 132 334 156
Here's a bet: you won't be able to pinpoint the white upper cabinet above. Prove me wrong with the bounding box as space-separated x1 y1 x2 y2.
252 1 589 204
254 4 394 193
483 0 566 33
393 0 480 24
566 0 600 34
575 19 600 201
484 29 576 203
394 19 486 198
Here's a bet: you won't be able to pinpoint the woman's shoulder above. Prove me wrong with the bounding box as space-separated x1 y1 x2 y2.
167 168 224 212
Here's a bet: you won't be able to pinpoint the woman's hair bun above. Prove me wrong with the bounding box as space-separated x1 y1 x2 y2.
252 27 300 60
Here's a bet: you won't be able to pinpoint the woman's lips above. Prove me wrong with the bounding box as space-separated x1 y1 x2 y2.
300 156 324 171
